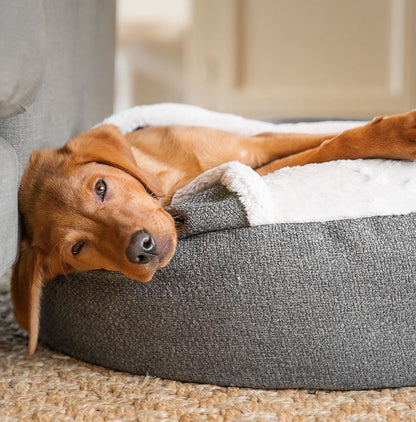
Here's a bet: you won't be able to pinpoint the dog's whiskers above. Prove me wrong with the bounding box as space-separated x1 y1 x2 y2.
45 241 71 283
46 242 61 280
58 244 72 283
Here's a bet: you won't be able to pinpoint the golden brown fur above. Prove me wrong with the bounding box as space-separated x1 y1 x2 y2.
12 110 416 354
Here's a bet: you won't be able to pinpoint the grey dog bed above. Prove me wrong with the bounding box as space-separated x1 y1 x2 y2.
37 104 416 389
39 184 416 390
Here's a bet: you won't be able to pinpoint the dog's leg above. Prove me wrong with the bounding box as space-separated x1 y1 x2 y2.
256 111 416 175
192 131 342 172
245 131 339 166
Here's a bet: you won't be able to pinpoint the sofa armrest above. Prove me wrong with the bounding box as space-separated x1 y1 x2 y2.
0 138 18 277
0 0 47 119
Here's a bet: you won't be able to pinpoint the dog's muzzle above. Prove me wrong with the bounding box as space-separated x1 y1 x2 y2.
126 229 157 264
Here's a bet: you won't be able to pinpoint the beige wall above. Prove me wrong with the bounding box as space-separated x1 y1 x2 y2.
115 0 190 111
116 0 416 119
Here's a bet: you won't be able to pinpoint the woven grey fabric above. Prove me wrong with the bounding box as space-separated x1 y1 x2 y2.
40 185 416 390
0 0 47 119
0 0 115 276
0 0 116 179
0 138 18 272
166 185 249 237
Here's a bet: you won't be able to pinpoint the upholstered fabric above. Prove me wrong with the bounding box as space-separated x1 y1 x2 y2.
0 0 47 119
0 0 116 179
0 138 18 272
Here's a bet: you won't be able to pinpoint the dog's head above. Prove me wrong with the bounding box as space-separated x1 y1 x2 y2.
12 124 177 355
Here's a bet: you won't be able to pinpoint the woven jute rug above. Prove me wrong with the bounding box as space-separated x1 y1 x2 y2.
1 290 416 421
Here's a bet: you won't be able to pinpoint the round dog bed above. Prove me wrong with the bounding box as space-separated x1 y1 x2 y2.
39 104 416 389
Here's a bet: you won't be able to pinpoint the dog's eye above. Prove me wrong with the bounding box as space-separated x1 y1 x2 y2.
71 240 85 256
95 178 106 200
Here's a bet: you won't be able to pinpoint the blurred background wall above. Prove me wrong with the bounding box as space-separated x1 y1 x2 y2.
115 0 416 120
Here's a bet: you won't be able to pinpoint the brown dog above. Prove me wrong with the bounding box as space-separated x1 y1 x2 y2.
12 110 416 355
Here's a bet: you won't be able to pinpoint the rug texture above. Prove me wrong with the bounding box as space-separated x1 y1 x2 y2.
1 292 416 421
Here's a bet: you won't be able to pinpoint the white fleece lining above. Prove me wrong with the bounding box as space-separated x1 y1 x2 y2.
101 103 416 225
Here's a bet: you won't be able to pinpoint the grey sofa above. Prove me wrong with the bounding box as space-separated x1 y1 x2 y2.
0 0 116 277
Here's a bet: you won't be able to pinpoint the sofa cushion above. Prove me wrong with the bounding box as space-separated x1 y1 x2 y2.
0 0 47 119
0 138 18 277
0 0 116 180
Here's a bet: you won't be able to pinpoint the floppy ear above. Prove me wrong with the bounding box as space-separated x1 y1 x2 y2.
65 124 165 197
11 239 46 356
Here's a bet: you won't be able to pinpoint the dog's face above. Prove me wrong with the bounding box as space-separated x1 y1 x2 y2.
12 125 177 355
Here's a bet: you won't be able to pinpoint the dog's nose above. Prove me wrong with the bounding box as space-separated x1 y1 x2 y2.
126 230 157 264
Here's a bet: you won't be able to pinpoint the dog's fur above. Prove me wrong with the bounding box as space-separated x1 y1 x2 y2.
12 110 416 354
